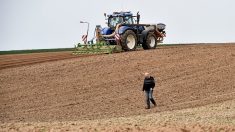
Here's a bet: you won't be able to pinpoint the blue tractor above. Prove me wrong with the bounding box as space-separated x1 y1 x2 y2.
98 11 166 51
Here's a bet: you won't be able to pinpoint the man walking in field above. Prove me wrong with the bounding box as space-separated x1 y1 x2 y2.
143 72 156 109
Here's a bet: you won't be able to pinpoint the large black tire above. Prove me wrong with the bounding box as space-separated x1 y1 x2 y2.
120 30 137 51
142 33 157 50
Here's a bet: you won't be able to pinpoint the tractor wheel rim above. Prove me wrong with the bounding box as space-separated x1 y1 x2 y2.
126 34 135 49
149 36 156 47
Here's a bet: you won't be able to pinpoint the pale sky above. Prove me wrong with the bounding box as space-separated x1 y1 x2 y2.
1 0 235 51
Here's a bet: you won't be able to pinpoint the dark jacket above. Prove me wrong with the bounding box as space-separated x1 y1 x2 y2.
143 76 155 91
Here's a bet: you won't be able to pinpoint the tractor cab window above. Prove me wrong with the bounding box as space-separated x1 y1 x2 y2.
108 17 123 28
124 16 134 24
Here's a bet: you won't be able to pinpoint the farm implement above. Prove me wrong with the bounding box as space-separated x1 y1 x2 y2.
74 11 166 55
74 43 122 54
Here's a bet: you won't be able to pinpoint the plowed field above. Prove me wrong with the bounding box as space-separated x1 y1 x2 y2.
0 44 235 131
0 51 92 70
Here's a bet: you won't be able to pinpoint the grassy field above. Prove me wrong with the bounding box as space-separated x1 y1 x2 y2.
0 48 74 55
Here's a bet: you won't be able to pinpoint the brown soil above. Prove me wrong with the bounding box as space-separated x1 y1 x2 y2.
0 44 234 131
2 99 235 131
0 51 93 70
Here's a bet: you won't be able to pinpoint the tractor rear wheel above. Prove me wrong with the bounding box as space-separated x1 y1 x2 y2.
143 33 157 50
121 30 137 51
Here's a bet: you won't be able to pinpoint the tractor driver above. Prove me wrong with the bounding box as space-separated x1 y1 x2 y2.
111 17 123 27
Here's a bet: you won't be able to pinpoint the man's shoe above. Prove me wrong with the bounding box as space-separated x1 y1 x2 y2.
145 106 150 109
150 99 156 106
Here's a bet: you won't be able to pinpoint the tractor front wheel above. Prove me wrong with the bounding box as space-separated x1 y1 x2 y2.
120 30 137 51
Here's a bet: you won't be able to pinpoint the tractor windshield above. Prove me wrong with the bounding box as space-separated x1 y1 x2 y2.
123 16 134 24
108 17 123 28
108 16 134 28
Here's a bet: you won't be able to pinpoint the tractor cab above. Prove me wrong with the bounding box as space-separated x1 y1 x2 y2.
101 11 141 36
107 12 135 28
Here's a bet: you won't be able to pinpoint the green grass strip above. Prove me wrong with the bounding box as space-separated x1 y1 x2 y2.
0 48 74 55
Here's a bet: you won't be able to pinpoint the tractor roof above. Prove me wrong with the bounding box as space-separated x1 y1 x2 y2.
108 11 133 17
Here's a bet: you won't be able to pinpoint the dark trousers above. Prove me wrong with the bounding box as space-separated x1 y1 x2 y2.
145 89 156 108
